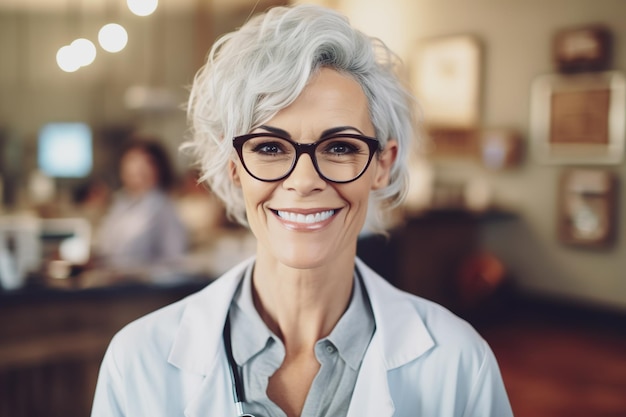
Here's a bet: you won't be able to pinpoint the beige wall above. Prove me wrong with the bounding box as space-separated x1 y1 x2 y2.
300 0 626 310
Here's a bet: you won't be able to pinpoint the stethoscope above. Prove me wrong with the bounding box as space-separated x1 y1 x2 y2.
223 315 256 417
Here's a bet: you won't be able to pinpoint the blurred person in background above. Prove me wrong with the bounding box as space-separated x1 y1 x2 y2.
94 138 188 270
71 177 112 230
91 5 512 417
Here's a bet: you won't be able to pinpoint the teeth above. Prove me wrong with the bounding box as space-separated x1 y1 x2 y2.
277 210 335 224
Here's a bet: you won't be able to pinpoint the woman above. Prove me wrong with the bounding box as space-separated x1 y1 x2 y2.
94 139 187 270
91 5 513 417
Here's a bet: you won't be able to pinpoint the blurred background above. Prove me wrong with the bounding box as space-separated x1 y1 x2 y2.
0 0 625 416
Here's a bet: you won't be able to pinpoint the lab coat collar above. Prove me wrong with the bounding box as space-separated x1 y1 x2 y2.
170 259 251 417
356 257 435 369
168 257 251 375
170 257 435 417
347 258 436 417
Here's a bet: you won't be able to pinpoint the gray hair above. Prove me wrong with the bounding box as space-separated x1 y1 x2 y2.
184 4 417 233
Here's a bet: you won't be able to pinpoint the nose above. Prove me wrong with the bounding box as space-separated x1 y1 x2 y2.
282 153 326 194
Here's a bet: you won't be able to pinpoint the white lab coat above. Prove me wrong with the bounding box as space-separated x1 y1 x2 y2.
91 257 513 417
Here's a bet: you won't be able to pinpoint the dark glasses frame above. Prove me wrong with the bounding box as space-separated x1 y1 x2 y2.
232 133 380 184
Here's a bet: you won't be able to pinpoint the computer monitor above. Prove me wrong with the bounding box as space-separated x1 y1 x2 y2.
38 122 93 178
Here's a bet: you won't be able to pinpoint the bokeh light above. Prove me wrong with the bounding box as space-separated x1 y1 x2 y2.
70 38 97 67
56 45 81 72
98 23 128 53
127 0 158 17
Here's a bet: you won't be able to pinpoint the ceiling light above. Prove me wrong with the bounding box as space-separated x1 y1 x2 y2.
56 45 81 72
98 23 128 53
127 0 158 17
70 38 97 67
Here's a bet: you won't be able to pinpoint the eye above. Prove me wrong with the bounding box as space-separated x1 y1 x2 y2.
250 139 288 155
256 143 281 154
322 139 362 155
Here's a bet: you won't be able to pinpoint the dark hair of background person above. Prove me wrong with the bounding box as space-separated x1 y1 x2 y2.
121 137 177 191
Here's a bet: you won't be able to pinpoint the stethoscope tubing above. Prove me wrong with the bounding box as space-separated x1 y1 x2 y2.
223 315 256 417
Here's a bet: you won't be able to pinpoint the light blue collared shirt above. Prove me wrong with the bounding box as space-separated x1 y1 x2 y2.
228 263 375 417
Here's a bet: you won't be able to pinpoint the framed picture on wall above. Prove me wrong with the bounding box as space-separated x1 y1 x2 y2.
557 169 617 248
553 25 612 73
530 71 626 164
410 34 482 130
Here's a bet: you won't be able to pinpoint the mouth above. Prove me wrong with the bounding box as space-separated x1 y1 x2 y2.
271 209 338 226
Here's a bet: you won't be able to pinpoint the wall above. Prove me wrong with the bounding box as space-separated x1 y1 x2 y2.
301 0 626 311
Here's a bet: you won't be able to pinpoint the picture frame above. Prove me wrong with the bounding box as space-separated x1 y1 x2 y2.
553 25 612 73
410 34 482 130
530 71 626 165
557 169 617 248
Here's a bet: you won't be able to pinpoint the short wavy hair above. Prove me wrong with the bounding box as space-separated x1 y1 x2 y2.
184 4 417 233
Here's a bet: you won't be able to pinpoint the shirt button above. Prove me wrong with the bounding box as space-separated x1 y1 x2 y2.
326 345 335 354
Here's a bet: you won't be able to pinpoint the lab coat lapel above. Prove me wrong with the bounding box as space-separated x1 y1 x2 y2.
184 350 237 417
347 259 436 417
356 258 435 365
167 258 253 417
346 337 395 417
168 258 251 374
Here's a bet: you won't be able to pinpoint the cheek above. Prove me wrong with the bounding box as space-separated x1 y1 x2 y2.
337 180 373 216
239 177 274 215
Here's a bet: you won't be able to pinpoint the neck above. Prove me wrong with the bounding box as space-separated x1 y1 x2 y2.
125 185 157 198
251 255 355 354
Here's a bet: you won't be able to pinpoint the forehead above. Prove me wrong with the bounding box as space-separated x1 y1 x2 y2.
122 148 152 164
263 68 374 139
123 148 144 158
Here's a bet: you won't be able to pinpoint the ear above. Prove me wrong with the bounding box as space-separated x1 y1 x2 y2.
372 139 398 190
229 159 242 187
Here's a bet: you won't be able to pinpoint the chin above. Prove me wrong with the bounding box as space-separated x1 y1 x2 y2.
273 245 333 271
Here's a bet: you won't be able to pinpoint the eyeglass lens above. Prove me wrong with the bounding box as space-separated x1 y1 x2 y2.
238 135 375 182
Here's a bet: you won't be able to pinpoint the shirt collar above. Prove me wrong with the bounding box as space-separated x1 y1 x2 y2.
230 262 375 371
326 272 375 370
230 262 274 366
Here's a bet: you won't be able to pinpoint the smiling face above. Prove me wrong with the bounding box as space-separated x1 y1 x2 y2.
230 68 397 271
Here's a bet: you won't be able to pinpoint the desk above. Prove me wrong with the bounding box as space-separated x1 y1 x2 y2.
0 275 212 417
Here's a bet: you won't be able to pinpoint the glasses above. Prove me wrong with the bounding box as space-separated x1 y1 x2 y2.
232 132 380 184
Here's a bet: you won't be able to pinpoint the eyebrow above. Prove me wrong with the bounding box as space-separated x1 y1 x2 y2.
258 125 366 139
